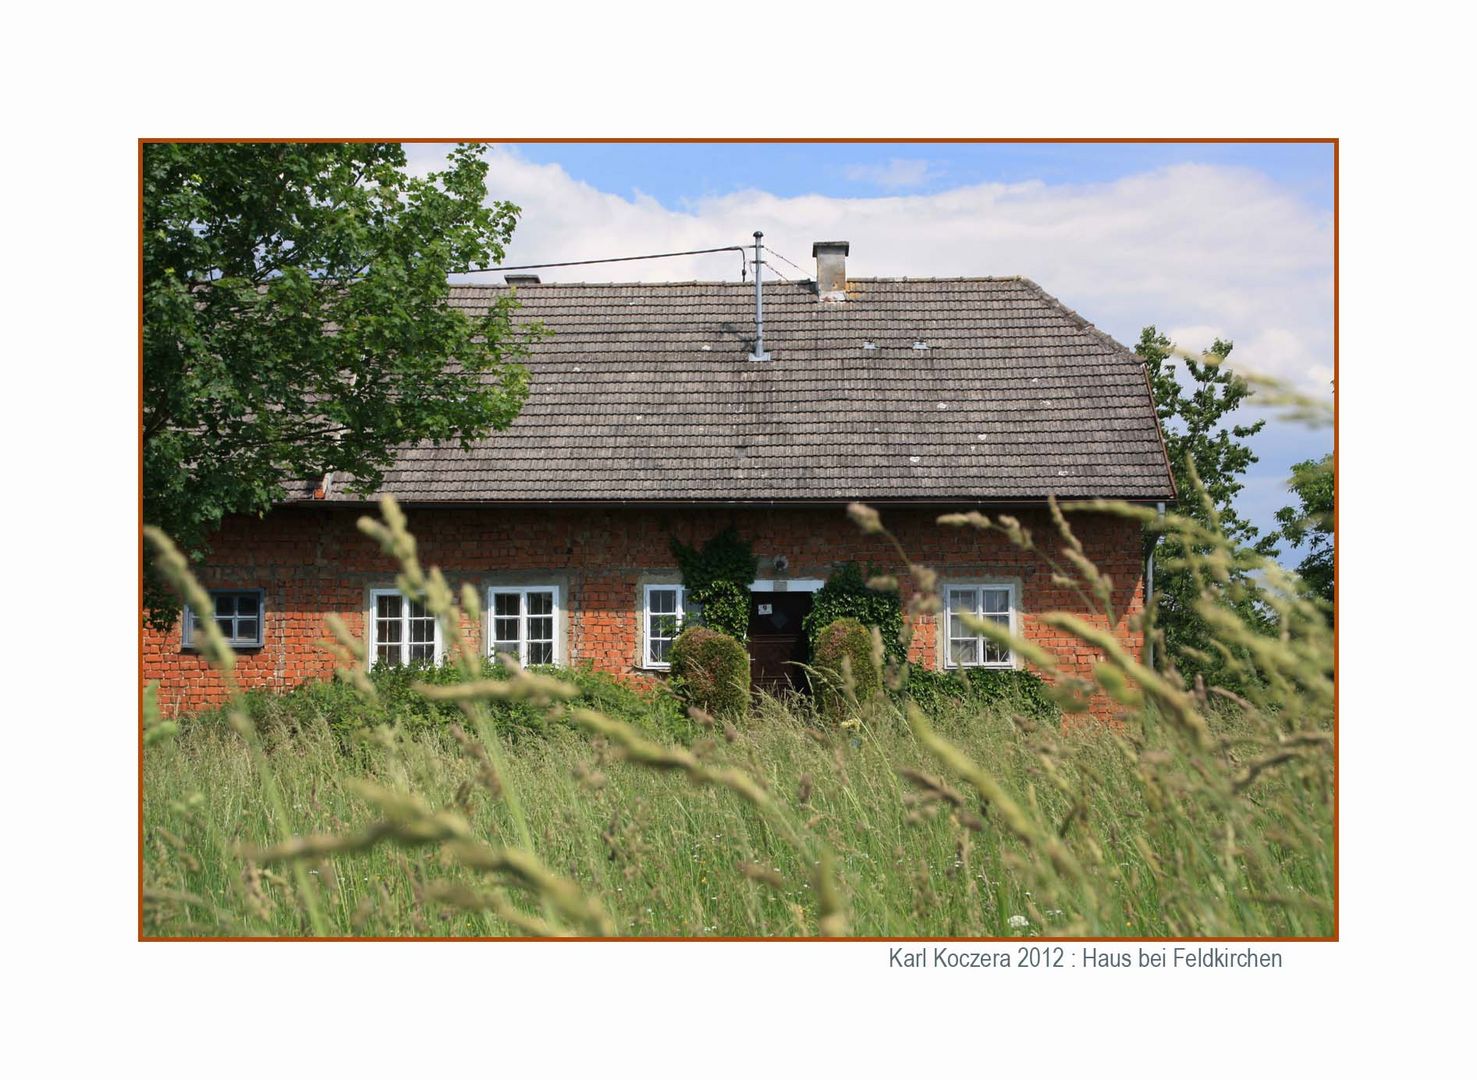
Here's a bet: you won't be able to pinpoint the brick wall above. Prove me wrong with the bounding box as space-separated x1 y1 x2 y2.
141 504 1146 716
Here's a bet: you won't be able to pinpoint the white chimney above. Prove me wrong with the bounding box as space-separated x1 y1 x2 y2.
813 241 850 302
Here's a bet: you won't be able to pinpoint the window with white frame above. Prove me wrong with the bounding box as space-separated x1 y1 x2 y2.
943 583 1017 668
182 589 264 649
488 586 561 665
369 589 441 666
642 584 685 668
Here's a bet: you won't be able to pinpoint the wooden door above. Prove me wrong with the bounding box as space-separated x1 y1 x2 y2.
747 591 813 695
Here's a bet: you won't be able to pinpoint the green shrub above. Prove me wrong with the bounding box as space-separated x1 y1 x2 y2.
900 665 1059 722
812 617 882 719
670 626 751 718
181 658 688 744
803 563 904 661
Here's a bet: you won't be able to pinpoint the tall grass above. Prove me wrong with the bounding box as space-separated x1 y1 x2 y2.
142 463 1333 938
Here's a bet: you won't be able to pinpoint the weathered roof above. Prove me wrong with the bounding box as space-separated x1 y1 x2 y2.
295 277 1174 504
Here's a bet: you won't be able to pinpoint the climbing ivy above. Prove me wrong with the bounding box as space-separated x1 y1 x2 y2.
671 527 758 642
802 562 905 661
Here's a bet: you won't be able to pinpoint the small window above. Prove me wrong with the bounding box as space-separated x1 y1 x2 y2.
369 588 442 666
643 584 685 668
487 586 561 666
943 583 1017 668
182 589 265 649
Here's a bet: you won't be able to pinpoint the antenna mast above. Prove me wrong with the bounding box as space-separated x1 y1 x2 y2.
748 230 771 362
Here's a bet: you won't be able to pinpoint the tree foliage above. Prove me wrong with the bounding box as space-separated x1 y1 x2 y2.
143 142 535 625
1263 454 1334 613
1137 327 1270 677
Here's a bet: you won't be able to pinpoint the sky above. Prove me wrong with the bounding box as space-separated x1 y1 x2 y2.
403 141 1334 547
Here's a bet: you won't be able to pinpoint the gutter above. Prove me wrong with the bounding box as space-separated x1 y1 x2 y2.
1145 500 1166 669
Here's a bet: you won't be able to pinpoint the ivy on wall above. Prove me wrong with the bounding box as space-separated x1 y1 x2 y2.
671 527 759 642
802 562 906 661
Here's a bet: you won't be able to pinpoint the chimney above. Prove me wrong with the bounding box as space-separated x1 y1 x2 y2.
504 273 541 286
813 241 850 302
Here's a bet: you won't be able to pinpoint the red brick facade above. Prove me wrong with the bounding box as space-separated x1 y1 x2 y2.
141 504 1146 716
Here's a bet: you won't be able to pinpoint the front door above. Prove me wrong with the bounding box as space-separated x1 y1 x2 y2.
747 591 813 695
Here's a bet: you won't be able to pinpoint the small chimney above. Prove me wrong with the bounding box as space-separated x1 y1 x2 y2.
813 241 850 302
504 273 541 286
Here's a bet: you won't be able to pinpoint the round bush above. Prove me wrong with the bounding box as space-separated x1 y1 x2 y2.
812 617 882 719
670 626 751 719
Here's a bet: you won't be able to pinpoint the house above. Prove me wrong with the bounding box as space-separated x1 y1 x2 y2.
141 240 1175 715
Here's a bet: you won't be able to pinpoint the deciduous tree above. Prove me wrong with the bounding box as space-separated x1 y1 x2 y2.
143 142 533 625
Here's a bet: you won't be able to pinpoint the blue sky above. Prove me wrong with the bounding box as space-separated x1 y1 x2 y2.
408 140 1334 550
512 141 1334 215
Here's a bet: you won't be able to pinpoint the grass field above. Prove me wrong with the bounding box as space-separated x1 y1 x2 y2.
142 497 1334 939
143 689 1332 938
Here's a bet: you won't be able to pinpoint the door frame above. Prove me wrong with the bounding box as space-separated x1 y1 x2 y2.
748 578 826 593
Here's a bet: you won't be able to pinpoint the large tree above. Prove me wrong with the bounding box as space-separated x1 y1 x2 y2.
1136 327 1268 677
1263 454 1335 613
143 142 532 625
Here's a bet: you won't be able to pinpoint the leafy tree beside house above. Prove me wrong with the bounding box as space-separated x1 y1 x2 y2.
143 142 536 626
1262 454 1335 614
1137 328 1271 677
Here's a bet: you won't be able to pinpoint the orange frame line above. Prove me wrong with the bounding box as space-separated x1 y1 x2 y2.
137 136 1338 943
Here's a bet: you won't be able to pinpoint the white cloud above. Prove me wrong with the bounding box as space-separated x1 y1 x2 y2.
841 158 940 190
408 145 1333 394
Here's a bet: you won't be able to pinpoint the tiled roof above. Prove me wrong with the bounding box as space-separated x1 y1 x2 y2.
296 277 1174 504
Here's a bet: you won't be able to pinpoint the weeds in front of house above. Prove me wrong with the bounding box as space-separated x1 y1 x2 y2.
143 459 1333 938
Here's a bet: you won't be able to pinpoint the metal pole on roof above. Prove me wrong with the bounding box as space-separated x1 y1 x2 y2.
749 230 771 362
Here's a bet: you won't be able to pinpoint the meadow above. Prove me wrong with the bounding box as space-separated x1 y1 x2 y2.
142 494 1334 939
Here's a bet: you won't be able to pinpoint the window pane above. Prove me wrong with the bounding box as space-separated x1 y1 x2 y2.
948 588 977 613
236 619 258 642
984 639 1009 664
528 641 553 665
216 617 234 638
408 599 430 620
527 591 553 616
236 593 259 618
650 588 677 614
409 617 435 645
215 594 236 617
650 637 671 664
651 613 678 640
409 641 435 662
376 642 400 665
377 617 402 643
983 588 1010 614
493 617 520 647
494 593 521 618
947 611 967 639
528 615 553 643
377 594 402 620
950 638 980 665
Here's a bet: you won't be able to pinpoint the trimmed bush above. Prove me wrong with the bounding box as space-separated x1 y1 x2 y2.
670 626 751 718
812 617 882 719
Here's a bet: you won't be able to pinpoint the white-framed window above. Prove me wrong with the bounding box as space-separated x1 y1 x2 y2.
943 583 1018 668
182 588 265 649
369 588 442 666
642 583 685 668
487 585 561 666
